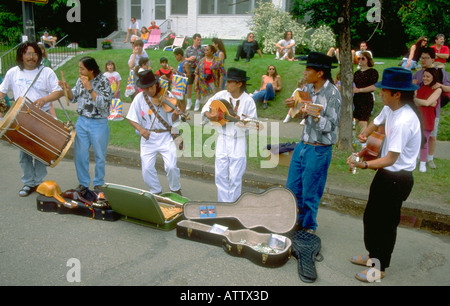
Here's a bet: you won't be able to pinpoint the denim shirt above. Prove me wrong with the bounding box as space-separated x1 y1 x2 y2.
70 74 112 119
301 80 341 145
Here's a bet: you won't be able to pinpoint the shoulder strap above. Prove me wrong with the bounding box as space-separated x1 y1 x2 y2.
22 66 45 99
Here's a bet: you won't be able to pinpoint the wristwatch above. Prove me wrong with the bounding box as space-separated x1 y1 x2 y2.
88 89 94 94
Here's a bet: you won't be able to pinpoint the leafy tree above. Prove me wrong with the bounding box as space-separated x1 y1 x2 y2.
291 0 409 57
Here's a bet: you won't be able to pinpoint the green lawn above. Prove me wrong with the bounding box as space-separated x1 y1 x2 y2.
54 44 450 204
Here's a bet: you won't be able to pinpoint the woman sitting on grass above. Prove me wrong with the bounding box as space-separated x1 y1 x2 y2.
252 65 282 109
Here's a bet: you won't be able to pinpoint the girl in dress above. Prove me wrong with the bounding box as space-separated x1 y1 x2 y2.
414 68 442 172
104 60 122 99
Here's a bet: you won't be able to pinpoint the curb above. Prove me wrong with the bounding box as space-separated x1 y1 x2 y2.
64 145 450 235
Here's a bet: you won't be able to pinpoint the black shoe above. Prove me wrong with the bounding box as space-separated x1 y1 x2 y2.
234 57 239 61
263 103 268 109
171 189 182 196
19 185 36 197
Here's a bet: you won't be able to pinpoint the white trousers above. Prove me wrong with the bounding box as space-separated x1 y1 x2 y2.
215 132 247 202
140 133 181 194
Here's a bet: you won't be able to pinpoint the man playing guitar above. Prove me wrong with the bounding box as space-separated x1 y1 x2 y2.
201 68 257 202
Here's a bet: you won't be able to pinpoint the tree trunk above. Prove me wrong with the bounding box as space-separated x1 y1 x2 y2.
336 0 353 151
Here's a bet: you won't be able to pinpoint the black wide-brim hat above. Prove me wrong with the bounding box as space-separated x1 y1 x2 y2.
375 67 419 91
301 51 337 69
136 70 158 89
223 67 250 82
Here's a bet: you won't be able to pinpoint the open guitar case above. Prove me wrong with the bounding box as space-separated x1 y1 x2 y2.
176 187 323 281
99 183 190 231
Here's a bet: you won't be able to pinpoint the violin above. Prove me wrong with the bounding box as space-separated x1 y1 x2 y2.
156 86 190 121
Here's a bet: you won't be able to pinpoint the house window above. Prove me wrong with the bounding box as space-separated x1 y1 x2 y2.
131 0 141 20
155 0 166 19
171 0 188 15
199 0 270 15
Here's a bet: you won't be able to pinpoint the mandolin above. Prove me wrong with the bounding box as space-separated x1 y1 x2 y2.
208 99 264 130
290 90 323 119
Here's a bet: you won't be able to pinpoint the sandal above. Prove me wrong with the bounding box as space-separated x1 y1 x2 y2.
355 268 385 283
350 254 371 266
18 185 37 197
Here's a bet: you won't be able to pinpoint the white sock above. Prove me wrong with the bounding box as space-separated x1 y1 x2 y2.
427 155 434 162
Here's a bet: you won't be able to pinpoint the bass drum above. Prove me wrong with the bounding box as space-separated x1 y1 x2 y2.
0 97 75 167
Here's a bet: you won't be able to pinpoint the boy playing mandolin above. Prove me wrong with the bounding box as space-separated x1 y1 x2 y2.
201 68 258 202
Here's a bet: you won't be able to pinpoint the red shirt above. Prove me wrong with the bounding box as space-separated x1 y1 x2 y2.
431 45 449 64
417 85 438 131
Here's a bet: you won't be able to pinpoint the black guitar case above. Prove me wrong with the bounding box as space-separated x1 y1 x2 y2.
36 195 121 221
288 229 323 283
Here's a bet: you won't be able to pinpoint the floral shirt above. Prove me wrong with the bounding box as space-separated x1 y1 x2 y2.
70 74 112 119
195 57 225 96
301 80 341 145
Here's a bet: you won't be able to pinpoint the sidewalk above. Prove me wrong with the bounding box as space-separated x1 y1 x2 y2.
55 99 450 234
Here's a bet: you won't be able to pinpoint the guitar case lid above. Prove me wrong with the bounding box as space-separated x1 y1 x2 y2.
183 187 297 234
100 183 189 230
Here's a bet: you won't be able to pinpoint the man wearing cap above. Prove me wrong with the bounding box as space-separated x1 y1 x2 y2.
285 52 341 234
126 70 182 195
41 31 57 48
201 68 257 202
348 67 423 282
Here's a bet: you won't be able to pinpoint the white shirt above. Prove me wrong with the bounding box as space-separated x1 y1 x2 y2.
0 66 61 112
374 105 421 172
277 39 295 49
129 21 139 30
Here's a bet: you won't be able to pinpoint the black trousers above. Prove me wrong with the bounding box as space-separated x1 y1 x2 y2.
363 168 414 271
235 44 256 60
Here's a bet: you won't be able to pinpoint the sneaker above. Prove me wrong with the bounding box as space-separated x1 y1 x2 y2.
419 163 426 173
186 100 192 111
283 114 290 123
194 100 200 111
18 185 36 197
263 102 268 109
234 57 239 62
427 160 437 169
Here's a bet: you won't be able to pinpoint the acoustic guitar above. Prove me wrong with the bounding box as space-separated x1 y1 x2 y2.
208 99 264 130
349 129 385 174
290 90 323 119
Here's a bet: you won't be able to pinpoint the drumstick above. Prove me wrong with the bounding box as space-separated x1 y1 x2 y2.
60 71 69 106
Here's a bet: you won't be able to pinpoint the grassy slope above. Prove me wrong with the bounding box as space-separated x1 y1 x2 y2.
54 44 450 204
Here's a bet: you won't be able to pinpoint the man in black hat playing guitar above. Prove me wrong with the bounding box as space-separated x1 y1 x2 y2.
201 67 258 202
284 52 341 234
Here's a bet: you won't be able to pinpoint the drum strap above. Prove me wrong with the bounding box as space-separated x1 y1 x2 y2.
22 66 45 99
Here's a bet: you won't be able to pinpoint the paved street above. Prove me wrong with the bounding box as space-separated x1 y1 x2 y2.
0 141 449 288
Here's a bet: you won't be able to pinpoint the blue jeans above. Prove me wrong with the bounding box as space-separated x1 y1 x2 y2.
401 59 418 70
286 142 332 230
19 151 47 187
252 82 275 103
74 116 109 187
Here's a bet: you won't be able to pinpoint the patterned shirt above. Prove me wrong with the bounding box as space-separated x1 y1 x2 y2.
301 80 341 145
70 74 112 119
184 45 205 68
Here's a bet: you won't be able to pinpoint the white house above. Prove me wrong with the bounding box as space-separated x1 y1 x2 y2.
117 0 295 39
